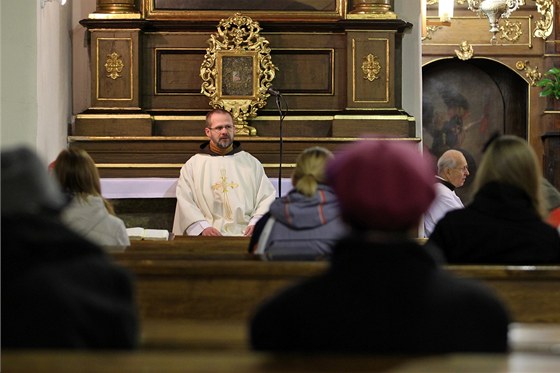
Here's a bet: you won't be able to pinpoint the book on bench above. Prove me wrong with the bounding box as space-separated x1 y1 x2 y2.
126 227 170 241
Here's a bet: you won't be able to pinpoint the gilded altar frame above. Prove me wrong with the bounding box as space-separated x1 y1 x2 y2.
200 14 276 136
141 0 345 21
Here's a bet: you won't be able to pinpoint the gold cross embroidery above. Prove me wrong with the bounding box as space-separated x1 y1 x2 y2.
211 169 239 220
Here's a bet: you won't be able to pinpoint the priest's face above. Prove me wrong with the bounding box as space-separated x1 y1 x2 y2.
205 111 235 148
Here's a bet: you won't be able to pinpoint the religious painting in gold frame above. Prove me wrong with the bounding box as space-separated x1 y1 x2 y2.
217 51 258 99
200 13 276 136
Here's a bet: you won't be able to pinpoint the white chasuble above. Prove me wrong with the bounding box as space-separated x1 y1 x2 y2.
172 151 276 236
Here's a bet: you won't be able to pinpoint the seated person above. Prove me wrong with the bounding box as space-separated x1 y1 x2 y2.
52 148 130 246
250 140 510 354
428 135 560 264
172 109 276 237
248 147 347 260
2 147 138 349
423 149 469 237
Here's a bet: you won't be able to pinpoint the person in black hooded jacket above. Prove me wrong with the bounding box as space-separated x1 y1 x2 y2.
1 147 139 349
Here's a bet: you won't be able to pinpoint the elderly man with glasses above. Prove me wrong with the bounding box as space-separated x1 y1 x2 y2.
173 109 276 237
423 149 470 237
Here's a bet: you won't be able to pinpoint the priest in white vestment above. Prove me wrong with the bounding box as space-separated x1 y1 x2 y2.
424 149 469 237
172 109 276 236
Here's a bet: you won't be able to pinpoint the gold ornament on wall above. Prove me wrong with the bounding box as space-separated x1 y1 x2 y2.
361 54 382 82
499 20 523 43
105 52 124 80
533 0 554 40
455 41 474 60
515 60 542 86
200 13 276 136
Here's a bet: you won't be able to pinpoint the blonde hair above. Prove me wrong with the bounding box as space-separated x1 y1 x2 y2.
474 135 546 218
292 147 334 197
52 148 115 215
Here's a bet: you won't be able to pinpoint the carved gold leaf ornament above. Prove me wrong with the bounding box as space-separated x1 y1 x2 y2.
200 13 276 136
515 60 542 86
500 19 523 42
105 52 124 80
361 54 381 82
455 41 474 60
533 0 554 40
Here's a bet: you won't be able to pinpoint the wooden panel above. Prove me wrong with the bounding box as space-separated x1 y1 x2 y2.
156 49 206 94
91 30 141 109
271 50 333 94
347 31 395 108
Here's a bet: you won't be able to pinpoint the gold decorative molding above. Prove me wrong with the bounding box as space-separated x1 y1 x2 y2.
499 19 523 43
347 0 397 19
533 0 554 40
89 0 140 19
105 52 124 80
515 60 542 86
361 54 382 82
200 13 276 136
421 25 443 41
455 41 474 60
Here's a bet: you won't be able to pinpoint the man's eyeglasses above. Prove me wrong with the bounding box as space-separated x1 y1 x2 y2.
208 125 234 133
454 166 469 172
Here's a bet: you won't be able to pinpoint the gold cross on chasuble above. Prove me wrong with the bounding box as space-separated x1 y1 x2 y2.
211 169 239 220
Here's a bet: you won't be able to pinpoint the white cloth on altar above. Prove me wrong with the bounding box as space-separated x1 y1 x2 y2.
100 178 291 199
172 151 277 236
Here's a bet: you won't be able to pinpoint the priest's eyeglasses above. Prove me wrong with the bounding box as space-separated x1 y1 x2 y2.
208 125 234 132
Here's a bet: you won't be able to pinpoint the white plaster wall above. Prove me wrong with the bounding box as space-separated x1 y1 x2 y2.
394 1 423 138
0 0 72 164
37 0 73 163
72 0 96 114
1 1 38 153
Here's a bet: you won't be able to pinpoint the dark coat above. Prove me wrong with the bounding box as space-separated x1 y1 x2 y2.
2 213 139 349
428 182 560 264
250 234 510 353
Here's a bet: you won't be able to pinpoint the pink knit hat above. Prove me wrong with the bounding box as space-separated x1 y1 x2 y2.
327 140 436 231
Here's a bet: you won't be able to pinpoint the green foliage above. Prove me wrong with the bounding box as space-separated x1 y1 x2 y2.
536 67 560 100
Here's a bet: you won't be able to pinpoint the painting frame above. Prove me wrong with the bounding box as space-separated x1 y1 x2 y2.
216 51 259 100
142 0 345 21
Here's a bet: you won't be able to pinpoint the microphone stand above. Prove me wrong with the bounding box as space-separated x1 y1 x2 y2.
272 92 287 198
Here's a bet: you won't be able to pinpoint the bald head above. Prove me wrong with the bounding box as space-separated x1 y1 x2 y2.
437 150 469 188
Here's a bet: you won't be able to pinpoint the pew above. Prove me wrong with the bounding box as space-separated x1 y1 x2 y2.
107 235 251 255
3 347 560 373
140 318 560 354
111 250 560 323
5 320 560 372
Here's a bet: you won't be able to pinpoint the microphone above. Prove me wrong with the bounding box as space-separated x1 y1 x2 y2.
267 87 281 96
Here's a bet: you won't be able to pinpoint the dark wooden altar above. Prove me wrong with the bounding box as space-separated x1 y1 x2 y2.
73 0 418 179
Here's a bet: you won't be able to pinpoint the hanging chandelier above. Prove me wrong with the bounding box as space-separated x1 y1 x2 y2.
466 0 524 43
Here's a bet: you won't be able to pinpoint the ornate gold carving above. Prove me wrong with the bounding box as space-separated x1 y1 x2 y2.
105 52 124 80
422 25 444 41
200 13 276 136
499 20 523 42
455 41 474 60
347 0 397 19
361 54 382 82
422 25 446 42
515 60 542 86
533 0 554 40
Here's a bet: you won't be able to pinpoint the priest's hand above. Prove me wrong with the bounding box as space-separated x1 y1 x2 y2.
244 225 255 237
201 227 222 236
